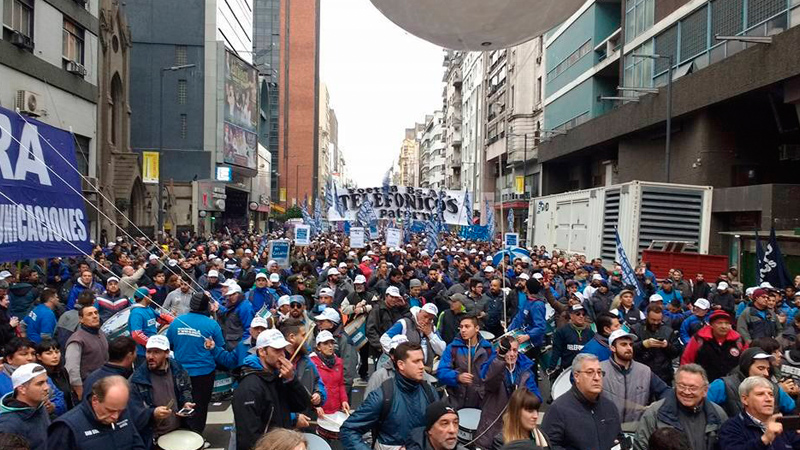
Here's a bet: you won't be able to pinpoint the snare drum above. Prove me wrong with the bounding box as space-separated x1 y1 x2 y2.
506 329 533 354
479 330 495 341
344 314 368 350
157 429 204 450
317 410 348 441
550 370 573 401
457 408 482 445
100 306 133 340
303 433 333 450
211 370 235 401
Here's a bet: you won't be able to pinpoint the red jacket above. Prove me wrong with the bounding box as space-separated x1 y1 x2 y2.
359 263 373 281
680 324 747 368
310 353 347 414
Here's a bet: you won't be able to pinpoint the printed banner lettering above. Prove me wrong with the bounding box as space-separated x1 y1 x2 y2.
0 106 91 261
327 185 469 225
350 227 365 248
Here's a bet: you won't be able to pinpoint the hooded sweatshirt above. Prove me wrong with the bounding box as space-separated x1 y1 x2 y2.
0 392 51 450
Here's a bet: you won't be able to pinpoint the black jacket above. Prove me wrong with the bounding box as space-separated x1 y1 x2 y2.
47 400 146 450
633 323 682 384
232 366 311 450
366 299 411 356
0 395 50 450
541 385 622 450
548 324 595 371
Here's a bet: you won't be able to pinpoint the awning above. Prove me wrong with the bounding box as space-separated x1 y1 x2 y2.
256 205 270 212
271 204 286 213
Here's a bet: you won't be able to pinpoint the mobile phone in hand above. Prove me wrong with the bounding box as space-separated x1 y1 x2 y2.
177 407 195 416
778 415 800 430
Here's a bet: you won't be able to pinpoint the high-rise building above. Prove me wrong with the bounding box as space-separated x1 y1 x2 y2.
398 125 423 186
420 111 445 189
318 82 332 199
127 0 259 234
461 51 486 215
443 50 463 190
254 0 320 209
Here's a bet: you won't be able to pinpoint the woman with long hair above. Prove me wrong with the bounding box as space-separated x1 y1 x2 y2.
253 428 307 450
493 387 548 449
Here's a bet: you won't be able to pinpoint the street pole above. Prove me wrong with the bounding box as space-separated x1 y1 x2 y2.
523 134 528 197
295 164 299 207
158 70 165 238
665 55 673 183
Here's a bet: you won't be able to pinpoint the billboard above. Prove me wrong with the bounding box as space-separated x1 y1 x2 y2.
0 105 91 261
223 51 258 171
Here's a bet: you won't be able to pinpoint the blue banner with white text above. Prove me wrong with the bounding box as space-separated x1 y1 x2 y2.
0 106 91 261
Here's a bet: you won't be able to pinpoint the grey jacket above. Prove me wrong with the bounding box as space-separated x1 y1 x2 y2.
600 358 670 423
633 395 727 450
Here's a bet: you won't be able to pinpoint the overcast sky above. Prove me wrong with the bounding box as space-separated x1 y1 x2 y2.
320 0 444 187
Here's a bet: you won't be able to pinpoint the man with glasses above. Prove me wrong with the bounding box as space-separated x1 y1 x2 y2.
633 364 727 450
547 304 595 377
542 353 622 450
601 329 670 423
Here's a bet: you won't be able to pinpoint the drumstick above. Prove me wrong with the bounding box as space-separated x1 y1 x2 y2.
290 323 316 362
467 341 472 375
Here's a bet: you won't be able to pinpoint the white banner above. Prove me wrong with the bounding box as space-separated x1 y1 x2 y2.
504 233 519 247
327 185 469 225
386 228 402 248
294 225 311 246
350 227 365 248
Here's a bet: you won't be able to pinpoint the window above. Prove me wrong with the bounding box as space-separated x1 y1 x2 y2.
62 20 84 63
626 0 655 42
177 80 187 104
712 0 744 38
3 0 33 39
546 39 592 83
680 7 709 63
180 114 188 139
74 135 91 176
748 0 785 27
175 45 187 65
654 25 678 74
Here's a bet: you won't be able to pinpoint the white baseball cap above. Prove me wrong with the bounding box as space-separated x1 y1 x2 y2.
338 262 348 269
146 335 170 351
226 249 234 255
608 329 638 346
277 295 292 308
592 274 603 281
148 254 159 261
107 276 120 284
386 286 401 297
327 268 340 276
390 334 409 350
362 256 371 262
0 270 11 280
354 275 366 284
315 330 336 345
421 303 438 317
244 249 253 254
649 294 664 303
222 279 238 287
252 329 290 352
483 266 495 273
251 316 270 329
319 287 335 298
11 363 47 388
207 270 219 278
486 255 492 261
269 273 281 283
717 282 729 290
255 273 268 280
532 273 543 280
314 308 341 324
224 284 243 296
518 273 530 281
694 298 711 310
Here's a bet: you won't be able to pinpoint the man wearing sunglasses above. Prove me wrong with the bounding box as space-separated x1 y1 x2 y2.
547 304 595 377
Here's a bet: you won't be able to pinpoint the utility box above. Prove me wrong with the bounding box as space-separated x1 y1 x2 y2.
527 181 713 260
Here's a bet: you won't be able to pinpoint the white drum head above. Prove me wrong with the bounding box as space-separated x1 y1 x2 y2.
479 330 495 341
100 307 131 335
457 408 482 430
157 430 204 450
318 411 348 432
304 432 333 450
551 371 573 400
545 303 555 321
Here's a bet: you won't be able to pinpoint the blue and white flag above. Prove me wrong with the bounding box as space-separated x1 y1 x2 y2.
357 198 378 240
300 195 312 224
0 106 91 261
758 228 792 288
404 208 413 243
507 208 514 233
425 220 439 255
325 178 334 210
313 198 322 235
331 179 345 218
435 190 447 233
615 227 644 304
382 168 392 205
463 189 473 225
485 199 495 240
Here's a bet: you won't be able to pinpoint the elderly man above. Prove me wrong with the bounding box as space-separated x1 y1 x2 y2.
717 376 800 449
48 376 146 450
0 363 51 450
601 329 670 423
542 353 622 450
380 303 445 370
548 303 595 375
633 364 727 450
406 400 468 450
119 265 146 300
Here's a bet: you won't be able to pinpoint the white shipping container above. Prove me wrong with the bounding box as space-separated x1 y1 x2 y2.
526 181 712 261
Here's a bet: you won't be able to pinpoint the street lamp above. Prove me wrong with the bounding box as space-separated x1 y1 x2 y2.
631 53 674 183
158 64 195 236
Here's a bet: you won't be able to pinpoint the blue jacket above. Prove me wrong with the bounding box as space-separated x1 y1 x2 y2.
509 295 547 346
165 311 241 376
24 303 58 344
66 281 104 310
0 392 51 450
0 372 12 397
708 378 796 414
47 261 70 285
246 286 276 312
46 378 67 417
479 352 541 400
128 304 159 356
581 334 612 362
680 314 706 344
218 297 255 347
437 336 495 387
339 374 439 450
717 411 800 450
47 398 146 450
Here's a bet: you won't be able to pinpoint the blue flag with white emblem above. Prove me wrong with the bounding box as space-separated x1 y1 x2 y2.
616 227 644 304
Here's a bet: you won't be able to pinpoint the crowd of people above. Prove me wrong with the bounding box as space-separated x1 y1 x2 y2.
0 227 799 450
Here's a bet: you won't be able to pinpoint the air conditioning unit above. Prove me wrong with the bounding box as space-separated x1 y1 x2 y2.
81 177 99 193
536 56 542 64
66 60 87 77
16 90 43 117
9 31 34 51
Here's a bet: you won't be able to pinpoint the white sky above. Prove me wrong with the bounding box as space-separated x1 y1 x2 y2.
320 0 444 187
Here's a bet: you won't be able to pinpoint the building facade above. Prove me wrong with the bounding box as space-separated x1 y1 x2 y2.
461 51 486 215
0 0 100 237
398 125 422 186
443 50 463 190
420 111 445 189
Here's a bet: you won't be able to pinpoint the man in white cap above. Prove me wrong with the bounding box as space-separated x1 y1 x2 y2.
213 283 254 351
232 329 310 450
201 269 224 302
310 287 336 318
366 285 412 364
245 272 275 312
710 281 736 316
129 335 195 441
379 303 445 370
582 273 605 301
342 274 379 382
680 298 711 344
0 363 51 450
601 329 669 422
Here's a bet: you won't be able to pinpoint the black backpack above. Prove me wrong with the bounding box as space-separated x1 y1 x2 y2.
372 376 436 448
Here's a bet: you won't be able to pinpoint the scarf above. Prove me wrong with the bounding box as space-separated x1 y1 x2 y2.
319 353 336 369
